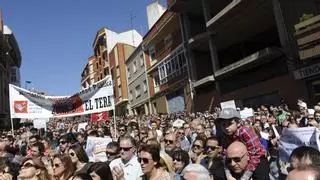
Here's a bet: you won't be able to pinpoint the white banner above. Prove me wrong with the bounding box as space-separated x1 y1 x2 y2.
9 76 114 118
279 127 320 162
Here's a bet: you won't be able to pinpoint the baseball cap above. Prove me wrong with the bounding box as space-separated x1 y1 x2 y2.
218 108 241 120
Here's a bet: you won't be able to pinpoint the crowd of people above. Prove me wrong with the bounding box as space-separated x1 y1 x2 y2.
0 99 320 180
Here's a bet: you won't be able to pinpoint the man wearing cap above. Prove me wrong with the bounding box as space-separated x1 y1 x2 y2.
217 108 269 180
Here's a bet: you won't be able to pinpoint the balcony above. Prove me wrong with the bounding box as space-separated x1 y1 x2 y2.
207 0 275 51
215 47 282 79
294 15 320 61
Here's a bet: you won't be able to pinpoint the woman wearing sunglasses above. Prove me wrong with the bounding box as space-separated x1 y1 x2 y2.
18 157 51 180
52 154 75 180
137 144 172 180
190 137 206 164
68 144 92 174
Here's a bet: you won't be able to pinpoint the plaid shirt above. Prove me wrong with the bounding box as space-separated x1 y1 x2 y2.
226 125 266 172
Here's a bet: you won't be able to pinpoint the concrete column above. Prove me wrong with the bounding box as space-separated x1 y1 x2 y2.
179 13 196 113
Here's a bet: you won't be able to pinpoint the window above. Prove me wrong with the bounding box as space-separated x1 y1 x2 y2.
129 90 133 101
153 74 160 87
140 54 144 67
135 85 141 98
143 80 147 93
127 66 131 78
118 85 122 97
149 46 156 61
116 67 120 77
133 61 137 73
164 34 172 47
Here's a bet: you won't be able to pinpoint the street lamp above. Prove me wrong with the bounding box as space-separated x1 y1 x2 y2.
25 81 31 89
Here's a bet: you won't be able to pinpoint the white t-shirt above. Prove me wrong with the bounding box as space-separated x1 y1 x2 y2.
109 156 143 180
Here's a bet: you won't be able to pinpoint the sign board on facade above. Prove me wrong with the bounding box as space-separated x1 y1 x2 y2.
293 62 320 80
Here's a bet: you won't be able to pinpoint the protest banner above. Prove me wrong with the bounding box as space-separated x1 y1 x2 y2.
9 76 114 118
86 136 112 162
279 127 320 175
279 127 320 162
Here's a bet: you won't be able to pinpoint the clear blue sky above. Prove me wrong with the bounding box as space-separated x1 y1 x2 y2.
1 0 166 95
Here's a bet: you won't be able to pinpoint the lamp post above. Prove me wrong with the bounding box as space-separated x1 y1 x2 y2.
25 81 31 90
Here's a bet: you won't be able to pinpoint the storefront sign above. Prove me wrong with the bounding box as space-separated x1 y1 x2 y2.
294 63 320 79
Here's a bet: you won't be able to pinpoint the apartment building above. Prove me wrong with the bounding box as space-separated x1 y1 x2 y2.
109 43 135 116
81 28 142 89
126 45 150 115
143 10 191 114
167 0 320 110
0 13 22 128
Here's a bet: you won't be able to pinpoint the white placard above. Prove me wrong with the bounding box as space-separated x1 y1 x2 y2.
240 108 254 119
33 118 48 130
77 122 88 132
86 136 112 162
220 100 236 109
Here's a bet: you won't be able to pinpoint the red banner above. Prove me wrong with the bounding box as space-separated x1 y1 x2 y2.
91 111 109 122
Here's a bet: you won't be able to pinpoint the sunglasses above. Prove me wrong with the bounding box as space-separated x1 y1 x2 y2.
21 162 36 169
206 146 219 151
138 157 151 164
59 141 66 145
164 139 174 144
120 146 132 151
69 152 75 157
52 163 62 168
226 152 247 164
193 144 202 149
173 157 182 162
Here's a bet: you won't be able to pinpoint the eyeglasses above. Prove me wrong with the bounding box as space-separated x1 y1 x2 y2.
206 146 219 151
164 139 174 144
193 144 202 149
138 157 151 164
120 146 132 151
226 152 247 164
69 152 75 157
21 162 36 169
